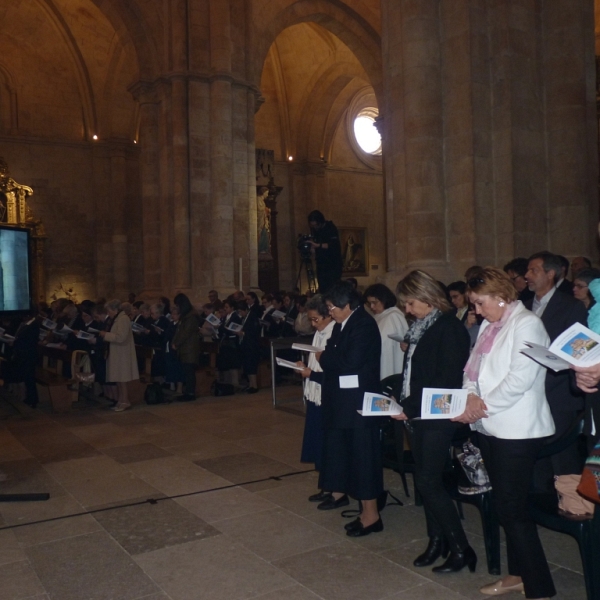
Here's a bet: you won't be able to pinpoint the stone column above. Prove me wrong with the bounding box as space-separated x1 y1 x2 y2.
381 0 448 281
110 148 129 297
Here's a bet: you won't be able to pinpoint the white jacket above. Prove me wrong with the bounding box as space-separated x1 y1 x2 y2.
374 307 408 380
463 301 555 439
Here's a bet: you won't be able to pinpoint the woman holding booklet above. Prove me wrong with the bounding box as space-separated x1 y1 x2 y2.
392 270 474 573
454 267 556 599
296 295 336 503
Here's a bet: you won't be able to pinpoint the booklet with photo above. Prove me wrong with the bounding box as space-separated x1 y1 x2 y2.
131 322 146 332
522 322 600 372
387 333 406 343
42 318 57 330
205 313 221 327
420 388 468 419
225 322 243 333
275 357 305 371
76 331 95 340
292 343 321 353
358 392 403 416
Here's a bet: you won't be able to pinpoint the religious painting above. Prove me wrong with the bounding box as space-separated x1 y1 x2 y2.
339 227 368 276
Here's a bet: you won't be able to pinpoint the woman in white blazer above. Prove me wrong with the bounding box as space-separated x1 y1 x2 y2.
454 267 555 600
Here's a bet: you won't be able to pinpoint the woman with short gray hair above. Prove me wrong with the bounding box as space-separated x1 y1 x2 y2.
99 299 139 411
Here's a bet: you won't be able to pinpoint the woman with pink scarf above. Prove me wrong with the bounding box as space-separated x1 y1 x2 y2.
454 267 556 600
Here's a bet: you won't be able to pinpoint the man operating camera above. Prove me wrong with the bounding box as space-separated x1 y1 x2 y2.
307 210 343 293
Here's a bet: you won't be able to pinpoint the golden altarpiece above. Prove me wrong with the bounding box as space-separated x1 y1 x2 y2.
0 157 46 304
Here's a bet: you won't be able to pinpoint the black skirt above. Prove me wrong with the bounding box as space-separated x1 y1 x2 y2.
320 427 383 500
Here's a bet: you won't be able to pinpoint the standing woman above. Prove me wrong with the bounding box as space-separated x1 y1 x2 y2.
296 295 336 502
318 281 383 537
171 293 201 402
455 268 556 599
392 270 475 573
364 283 408 380
99 299 139 412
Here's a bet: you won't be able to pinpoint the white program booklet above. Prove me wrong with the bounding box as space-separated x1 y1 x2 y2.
205 313 221 327
358 392 403 416
272 310 286 320
387 333 405 343
87 327 100 333
522 322 600 372
420 388 468 419
225 322 243 333
275 357 305 371
131 321 146 332
42 318 57 330
292 343 321 353
76 331 95 340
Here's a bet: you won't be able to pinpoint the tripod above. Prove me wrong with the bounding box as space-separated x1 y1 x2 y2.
296 254 318 293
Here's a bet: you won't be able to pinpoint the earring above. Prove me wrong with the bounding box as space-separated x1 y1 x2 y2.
498 301 505 307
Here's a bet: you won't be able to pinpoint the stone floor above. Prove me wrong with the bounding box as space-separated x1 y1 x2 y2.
0 386 587 600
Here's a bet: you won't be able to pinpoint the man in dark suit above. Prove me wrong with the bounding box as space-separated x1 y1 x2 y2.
318 281 383 537
555 255 574 295
525 251 587 488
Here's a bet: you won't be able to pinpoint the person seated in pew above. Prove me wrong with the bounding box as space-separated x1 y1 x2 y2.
294 295 314 336
86 304 110 396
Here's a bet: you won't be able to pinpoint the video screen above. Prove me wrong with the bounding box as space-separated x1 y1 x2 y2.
0 226 31 313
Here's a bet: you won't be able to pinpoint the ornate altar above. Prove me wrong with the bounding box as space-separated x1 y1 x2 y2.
0 157 46 304
256 149 283 292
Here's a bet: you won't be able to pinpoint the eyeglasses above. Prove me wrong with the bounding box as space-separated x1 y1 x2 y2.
509 275 523 282
467 277 485 288
309 317 322 322
326 305 338 312
573 283 589 289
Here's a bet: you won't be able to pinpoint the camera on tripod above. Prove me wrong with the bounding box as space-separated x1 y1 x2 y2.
297 234 315 260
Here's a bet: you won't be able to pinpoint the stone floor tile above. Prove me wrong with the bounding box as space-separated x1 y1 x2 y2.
93 497 221 555
102 443 173 464
9 430 101 464
255 474 323 517
69 422 147 449
0 430 32 462
550 566 589 600
102 409 166 427
42 454 128 483
26 531 159 600
384 582 470 600
175 486 277 523
539 525 584 574
0 459 67 499
61 472 162 509
126 456 233 496
162 436 244 461
195 452 301 486
216 507 341 561
0 528 27 565
132 594 172 600
249 584 323 600
273 540 427 600
0 560 46 600
48 412 109 428
135 536 295 600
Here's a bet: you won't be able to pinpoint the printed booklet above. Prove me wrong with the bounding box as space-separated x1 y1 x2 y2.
420 388 468 419
522 322 600 372
292 343 321 353
358 392 403 416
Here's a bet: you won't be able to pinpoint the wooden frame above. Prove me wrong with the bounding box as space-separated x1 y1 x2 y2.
339 226 368 276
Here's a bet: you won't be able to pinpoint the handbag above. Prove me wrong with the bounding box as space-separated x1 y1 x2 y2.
455 441 492 495
556 474 594 517
577 440 600 505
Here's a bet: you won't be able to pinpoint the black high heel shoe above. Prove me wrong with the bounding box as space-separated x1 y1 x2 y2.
432 545 477 573
413 537 449 567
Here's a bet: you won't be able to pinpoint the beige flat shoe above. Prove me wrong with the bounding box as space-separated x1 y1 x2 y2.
112 403 131 412
480 579 524 596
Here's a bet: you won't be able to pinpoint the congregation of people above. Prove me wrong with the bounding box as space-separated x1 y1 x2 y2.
1 250 599 600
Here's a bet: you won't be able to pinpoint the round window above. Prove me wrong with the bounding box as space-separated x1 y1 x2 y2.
353 109 381 156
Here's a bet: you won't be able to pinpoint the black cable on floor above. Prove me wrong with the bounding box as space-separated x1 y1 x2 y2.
0 468 316 531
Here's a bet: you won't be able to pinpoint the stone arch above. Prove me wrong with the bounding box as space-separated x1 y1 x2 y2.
88 0 159 81
255 0 382 100
34 0 98 137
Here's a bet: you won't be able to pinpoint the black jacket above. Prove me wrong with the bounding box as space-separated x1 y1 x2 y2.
402 313 471 422
319 306 381 429
524 290 587 414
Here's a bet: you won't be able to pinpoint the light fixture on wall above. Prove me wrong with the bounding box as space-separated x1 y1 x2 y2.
92 135 98 140
288 155 293 161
